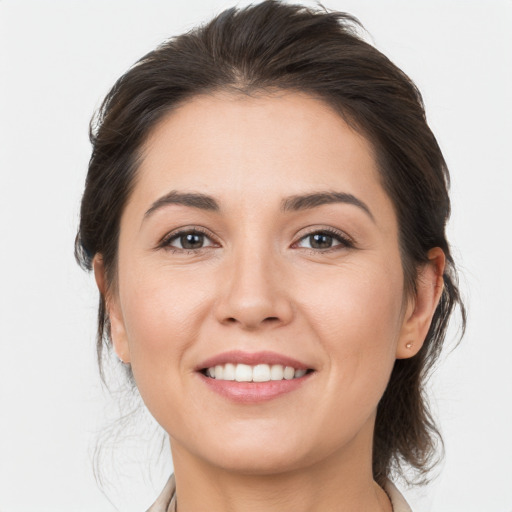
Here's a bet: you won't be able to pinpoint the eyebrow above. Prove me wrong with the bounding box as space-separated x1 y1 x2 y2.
281 191 375 222
143 189 374 222
144 191 220 219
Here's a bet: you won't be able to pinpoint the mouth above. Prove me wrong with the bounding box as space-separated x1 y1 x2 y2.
200 363 313 382
195 350 315 402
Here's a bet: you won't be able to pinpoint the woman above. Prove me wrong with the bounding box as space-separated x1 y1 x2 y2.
75 1 464 510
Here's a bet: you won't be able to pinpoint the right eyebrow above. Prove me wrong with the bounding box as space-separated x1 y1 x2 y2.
281 191 375 223
143 190 220 220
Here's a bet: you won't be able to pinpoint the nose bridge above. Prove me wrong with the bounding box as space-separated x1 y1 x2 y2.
215 232 293 329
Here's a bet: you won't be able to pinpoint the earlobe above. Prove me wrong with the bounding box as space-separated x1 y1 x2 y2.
92 255 131 364
396 248 446 359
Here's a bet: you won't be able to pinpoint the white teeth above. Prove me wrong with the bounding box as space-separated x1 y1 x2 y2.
270 364 284 380
283 366 295 380
205 363 309 382
252 364 270 382
223 363 235 381
215 365 224 380
235 363 253 382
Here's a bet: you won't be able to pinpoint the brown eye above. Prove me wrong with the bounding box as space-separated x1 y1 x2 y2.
180 233 205 249
164 230 216 251
296 230 352 251
309 233 334 249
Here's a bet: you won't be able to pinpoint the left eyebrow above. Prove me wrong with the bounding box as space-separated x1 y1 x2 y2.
143 190 220 220
281 191 375 222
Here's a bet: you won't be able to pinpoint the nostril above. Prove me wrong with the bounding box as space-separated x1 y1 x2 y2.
223 316 280 326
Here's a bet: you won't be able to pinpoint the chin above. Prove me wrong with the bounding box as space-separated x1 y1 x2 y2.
184 427 314 475
208 446 310 476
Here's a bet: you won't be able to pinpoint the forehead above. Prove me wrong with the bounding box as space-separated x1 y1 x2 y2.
134 90 388 215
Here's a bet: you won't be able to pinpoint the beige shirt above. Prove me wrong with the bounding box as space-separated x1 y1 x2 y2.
146 474 412 512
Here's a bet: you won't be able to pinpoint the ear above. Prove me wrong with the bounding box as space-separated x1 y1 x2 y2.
396 248 446 359
93 255 131 364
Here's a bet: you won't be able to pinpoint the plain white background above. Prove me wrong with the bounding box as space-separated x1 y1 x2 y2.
1 1 511 511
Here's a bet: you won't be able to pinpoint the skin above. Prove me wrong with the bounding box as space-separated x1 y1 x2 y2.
94 90 445 512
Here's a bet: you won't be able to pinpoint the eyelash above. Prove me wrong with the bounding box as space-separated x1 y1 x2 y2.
159 227 218 254
158 226 354 254
293 227 354 253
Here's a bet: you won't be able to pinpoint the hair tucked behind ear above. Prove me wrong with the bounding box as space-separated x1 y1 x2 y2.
75 0 465 486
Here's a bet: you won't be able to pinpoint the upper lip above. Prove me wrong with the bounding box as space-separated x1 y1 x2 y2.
195 350 311 371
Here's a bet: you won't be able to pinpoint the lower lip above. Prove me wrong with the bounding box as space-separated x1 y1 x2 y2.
198 373 312 403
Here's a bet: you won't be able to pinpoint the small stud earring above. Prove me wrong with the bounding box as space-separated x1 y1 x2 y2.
405 342 413 349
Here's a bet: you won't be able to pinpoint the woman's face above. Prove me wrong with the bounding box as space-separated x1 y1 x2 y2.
105 91 420 474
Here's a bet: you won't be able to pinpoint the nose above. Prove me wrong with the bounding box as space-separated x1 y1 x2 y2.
214 245 294 331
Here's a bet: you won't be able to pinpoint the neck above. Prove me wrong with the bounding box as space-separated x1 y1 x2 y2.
169 424 392 512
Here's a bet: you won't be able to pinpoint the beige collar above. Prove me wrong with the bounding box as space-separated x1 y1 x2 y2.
147 474 412 512
384 480 413 512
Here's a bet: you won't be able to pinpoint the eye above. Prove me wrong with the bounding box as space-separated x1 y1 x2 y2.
161 229 217 251
295 229 353 251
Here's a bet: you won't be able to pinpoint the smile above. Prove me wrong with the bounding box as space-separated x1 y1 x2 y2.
196 350 315 402
204 363 309 382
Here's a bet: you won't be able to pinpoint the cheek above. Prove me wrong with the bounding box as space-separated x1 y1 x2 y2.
289 261 404 447
117 264 214 400
299 257 405 383
302 255 403 330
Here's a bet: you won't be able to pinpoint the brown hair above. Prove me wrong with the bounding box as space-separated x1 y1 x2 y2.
75 0 465 486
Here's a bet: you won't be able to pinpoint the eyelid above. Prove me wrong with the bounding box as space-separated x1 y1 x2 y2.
158 226 220 251
292 226 355 250
156 225 354 252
